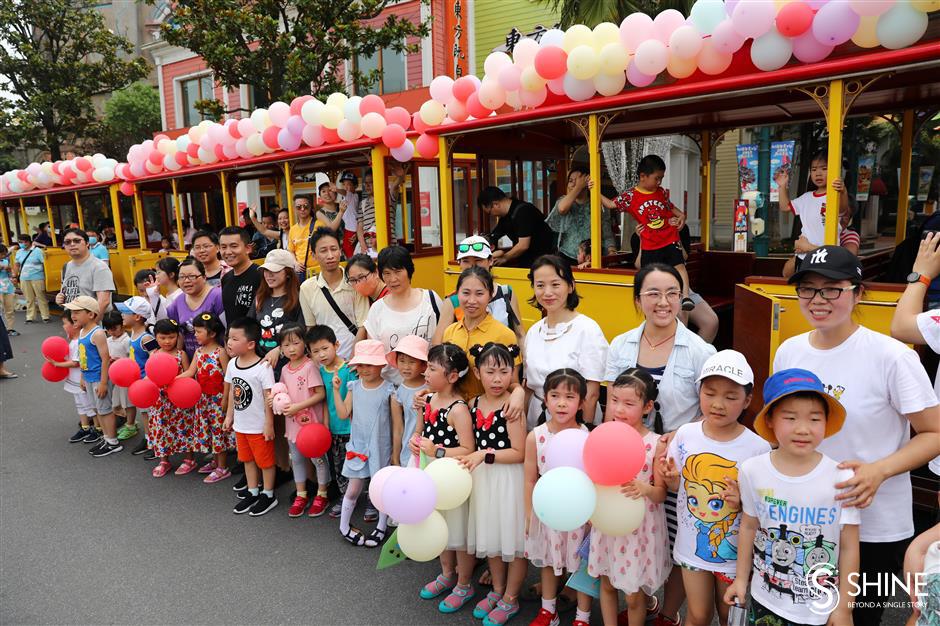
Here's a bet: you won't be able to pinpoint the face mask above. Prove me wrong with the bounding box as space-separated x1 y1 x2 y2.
18 243 26 249
353 274 378 297
88 237 97 245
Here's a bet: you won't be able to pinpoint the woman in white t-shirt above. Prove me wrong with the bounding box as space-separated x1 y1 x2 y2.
772 245 940 626
523 255 608 429
364 246 442 385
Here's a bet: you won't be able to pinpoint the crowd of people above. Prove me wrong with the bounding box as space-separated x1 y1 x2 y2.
0 155 937 626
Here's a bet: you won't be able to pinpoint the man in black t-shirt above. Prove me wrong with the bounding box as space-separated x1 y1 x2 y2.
219 226 262 323
477 186 555 268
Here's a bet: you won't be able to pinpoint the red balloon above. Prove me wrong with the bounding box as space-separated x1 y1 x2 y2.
381 124 407 149
359 94 386 117
452 76 478 102
465 92 493 120
75 157 92 172
227 120 241 139
109 357 141 388
534 46 569 80
412 112 430 134
186 143 200 158
385 106 412 130
582 421 645 486
416 133 439 158
296 423 331 459
41 336 70 361
145 351 178 387
128 378 160 409
174 151 189 167
148 150 163 166
776 1 815 37
262 125 280 149
119 181 135 196
41 361 69 382
167 377 201 409
322 127 340 144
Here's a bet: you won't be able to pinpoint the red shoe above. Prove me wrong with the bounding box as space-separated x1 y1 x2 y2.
308 495 329 517
288 495 309 517
652 613 681 626
572 621 589 626
528 608 559 626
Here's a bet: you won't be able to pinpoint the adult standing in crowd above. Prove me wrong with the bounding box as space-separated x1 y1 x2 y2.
168 258 226 357
13 233 49 323
55 228 115 314
251 249 303 364
156 257 183 306
287 195 317 277
219 226 261 323
546 165 616 266
522 255 608 428
477 186 556 268
773 245 940 626
191 231 228 287
431 235 525 349
86 229 110 265
299 228 368 359
245 208 281 258
345 254 388 303
34 222 53 247
364 245 443 385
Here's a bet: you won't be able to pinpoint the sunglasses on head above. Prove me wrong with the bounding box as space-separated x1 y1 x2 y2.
458 242 489 253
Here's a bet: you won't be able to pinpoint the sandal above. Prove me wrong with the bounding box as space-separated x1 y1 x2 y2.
420 574 457 600
198 460 217 474
483 599 521 626
203 467 231 484
152 461 171 478
363 527 387 548
174 458 198 476
342 527 365 547
439 584 475 614
473 591 503 619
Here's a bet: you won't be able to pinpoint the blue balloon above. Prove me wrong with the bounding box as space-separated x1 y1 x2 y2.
532 467 597 532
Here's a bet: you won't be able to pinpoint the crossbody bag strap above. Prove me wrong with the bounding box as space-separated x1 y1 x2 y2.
320 285 358 335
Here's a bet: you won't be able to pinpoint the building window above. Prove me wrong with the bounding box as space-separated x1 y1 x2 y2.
356 48 406 95
180 74 215 127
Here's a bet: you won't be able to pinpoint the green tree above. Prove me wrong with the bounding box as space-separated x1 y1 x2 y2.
158 0 431 117
0 0 149 160
93 83 162 159
538 0 694 27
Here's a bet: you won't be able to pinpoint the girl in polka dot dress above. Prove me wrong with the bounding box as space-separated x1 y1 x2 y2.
148 319 191 478
588 368 671 626
461 343 527 626
410 343 477 614
524 369 593 626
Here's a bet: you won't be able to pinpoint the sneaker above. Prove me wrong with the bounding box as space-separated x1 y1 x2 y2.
90 441 123 458
233 474 247 491
203 467 231 484
529 608 559 626
288 495 309 517
248 492 278 516
483 599 521 626
235 487 251 500
328 502 343 518
308 495 329 517
88 439 107 454
363 505 379 523
83 429 102 445
198 460 217 474
8 329 19 336
681 297 696 311
116 423 138 441
131 439 149 455
69 427 91 443
234 493 259 514
143 449 157 461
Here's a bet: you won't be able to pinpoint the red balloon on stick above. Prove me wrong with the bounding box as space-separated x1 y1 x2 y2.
41 336 70 362
145 352 178 387
128 378 160 408
41 361 69 382
296 423 331 458
582 421 646 486
109 357 141 388
167 377 201 409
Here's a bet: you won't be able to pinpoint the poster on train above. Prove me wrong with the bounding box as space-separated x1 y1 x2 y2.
733 199 749 252
856 154 876 201
736 144 758 195
918 166 935 201
770 141 795 202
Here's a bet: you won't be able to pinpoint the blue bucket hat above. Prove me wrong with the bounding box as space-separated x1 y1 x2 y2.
753 368 846 444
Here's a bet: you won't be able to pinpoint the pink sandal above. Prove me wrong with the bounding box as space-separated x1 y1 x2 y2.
198 460 217 474
152 461 171 478
174 459 198 476
203 467 231 484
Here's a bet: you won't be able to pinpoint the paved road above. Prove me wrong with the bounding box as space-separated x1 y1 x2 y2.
0 317 915 625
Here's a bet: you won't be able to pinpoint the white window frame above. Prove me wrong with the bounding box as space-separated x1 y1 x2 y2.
174 70 224 128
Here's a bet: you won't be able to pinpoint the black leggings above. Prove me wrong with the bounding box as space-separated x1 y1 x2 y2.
853 538 910 626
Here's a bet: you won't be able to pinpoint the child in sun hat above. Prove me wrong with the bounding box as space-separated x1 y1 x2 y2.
388 334 430 468
723 368 860 626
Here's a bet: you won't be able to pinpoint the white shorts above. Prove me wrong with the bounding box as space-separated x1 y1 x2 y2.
71 390 95 417
108 381 130 409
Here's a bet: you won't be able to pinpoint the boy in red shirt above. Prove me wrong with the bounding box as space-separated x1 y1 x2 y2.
600 154 694 310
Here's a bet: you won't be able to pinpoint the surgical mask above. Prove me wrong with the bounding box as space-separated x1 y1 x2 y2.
18 243 26 249
88 236 97 245
353 274 378 298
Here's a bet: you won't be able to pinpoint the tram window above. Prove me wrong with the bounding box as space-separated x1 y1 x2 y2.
453 167 470 242
417 166 441 249
142 193 168 247
80 193 108 237
521 161 545 212
487 160 513 195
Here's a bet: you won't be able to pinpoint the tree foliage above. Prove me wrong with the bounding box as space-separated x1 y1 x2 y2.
92 83 163 159
158 0 431 115
537 0 694 27
0 0 150 160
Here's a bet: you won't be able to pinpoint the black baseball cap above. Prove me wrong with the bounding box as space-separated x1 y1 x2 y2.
339 171 358 185
788 245 862 284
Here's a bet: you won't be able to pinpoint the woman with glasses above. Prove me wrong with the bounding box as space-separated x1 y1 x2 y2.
167 258 226 358
773 245 939 626
345 254 387 303
190 231 228 287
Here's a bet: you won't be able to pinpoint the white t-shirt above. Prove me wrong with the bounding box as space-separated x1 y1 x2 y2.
364 288 443 385
524 313 609 428
773 327 937 542
65 338 82 394
224 357 275 434
146 284 170 321
667 421 771 573
739 452 860 625
915 310 940 477
341 191 360 231
106 333 130 360
791 191 841 259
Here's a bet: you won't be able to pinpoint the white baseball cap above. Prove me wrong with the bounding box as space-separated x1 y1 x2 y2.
116 296 155 325
456 235 493 261
696 349 754 387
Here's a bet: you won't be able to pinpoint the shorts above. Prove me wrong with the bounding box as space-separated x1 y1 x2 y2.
82 381 113 416
678 560 735 584
236 431 275 469
641 242 685 268
108 381 130 409
747 597 811 626
71 390 95 417
688 289 704 306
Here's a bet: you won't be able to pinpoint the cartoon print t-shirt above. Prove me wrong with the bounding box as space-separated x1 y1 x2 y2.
224 357 275 434
667 421 771 573
613 187 680 250
739 452 860 625
248 294 301 355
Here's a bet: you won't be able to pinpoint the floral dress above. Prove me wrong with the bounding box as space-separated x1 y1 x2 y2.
194 346 233 454
147 351 190 457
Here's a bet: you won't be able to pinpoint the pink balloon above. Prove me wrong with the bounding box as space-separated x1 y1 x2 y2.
302 124 325 148
498 65 522 92
520 85 548 108
711 19 747 54
359 94 386 116
812 0 860 45
620 12 656 53
412 112 430 133
626 62 656 87
415 133 439 158
237 118 255 138
148 150 163 166
731 0 777 38
654 9 686 43
791 30 834 62
446 99 469 122
278 128 302 151
547 78 566 95
465 92 493 119
428 75 455 104
776 1 815 37
262 125 280 149
381 124 407 149
368 465 401 512
534 46 568 80
119 181 135 196
633 39 669 75
234 138 251 159
697 40 733 75
452 76 478 102
544 429 589 471
213 144 226 161
268 101 291 127
286 115 305 136
385 106 412 129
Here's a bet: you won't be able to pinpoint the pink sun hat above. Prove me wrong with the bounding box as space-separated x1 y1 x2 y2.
387 335 430 369
349 339 389 367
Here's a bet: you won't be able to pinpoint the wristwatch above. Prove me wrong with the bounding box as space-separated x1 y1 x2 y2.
906 272 932 287
484 451 496 465
434 446 447 459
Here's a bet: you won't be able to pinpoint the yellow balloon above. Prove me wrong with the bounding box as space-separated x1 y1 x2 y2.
325 92 348 110
590 485 646 536
592 22 621 50
851 15 880 48
567 45 600 80
774 0 792 9
398 511 449 562
520 65 546 91
910 0 940 10
419 100 446 126
563 24 594 53
598 42 630 74
319 105 343 130
425 457 472 510
667 54 698 79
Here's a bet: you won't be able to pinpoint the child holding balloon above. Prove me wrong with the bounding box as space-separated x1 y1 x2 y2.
410 343 476 613
177 313 232 484
148 319 192 478
120 297 158 456
59 311 99 444
388 334 430 468
524 368 594 626
461 342 526 626
588 368 671 626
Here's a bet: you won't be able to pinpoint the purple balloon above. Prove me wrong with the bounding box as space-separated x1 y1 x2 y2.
626 62 656 87
286 114 305 136
277 128 302 152
812 0 861 46
382 467 437 524
724 0 739 15
544 429 589 472
792 31 834 63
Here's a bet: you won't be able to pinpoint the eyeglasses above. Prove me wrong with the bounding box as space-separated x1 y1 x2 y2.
295 203 310 209
62 238 85 245
178 274 204 282
795 285 857 300
458 242 490 253
347 273 372 285
639 289 682 302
